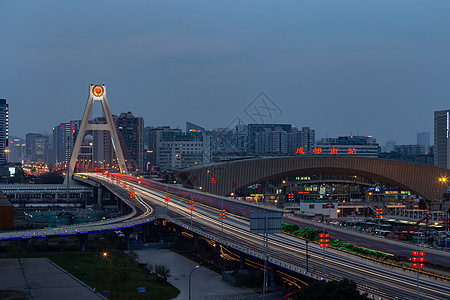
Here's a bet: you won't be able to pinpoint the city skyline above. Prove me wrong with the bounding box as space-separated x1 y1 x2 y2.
2 1 450 144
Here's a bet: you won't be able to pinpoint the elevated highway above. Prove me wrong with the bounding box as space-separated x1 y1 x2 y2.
1 173 449 299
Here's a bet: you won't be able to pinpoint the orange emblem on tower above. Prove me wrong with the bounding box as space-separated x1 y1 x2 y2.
92 85 104 97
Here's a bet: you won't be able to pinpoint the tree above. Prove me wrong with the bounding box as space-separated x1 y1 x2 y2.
154 264 171 284
294 278 368 300
143 263 154 280
123 250 137 270
90 270 104 290
108 249 124 268
119 270 130 291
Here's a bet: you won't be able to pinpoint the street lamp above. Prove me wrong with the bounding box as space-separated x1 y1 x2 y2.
413 226 426 300
188 265 200 300
102 252 112 299
439 177 449 251
207 169 224 240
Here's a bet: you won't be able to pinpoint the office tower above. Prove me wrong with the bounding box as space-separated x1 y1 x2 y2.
25 133 49 163
157 130 204 170
384 140 396 153
114 112 144 172
53 120 81 166
417 132 430 152
247 124 291 154
288 127 315 154
92 118 113 171
315 135 380 157
394 144 426 156
186 122 211 164
148 126 210 170
0 99 8 163
255 128 287 154
148 126 182 166
8 136 26 163
434 110 450 168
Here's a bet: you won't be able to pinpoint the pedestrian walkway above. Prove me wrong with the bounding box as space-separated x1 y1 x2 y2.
136 248 280 300
0 258 105 300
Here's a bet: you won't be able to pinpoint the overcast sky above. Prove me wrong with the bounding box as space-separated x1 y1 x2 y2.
1 0 450 145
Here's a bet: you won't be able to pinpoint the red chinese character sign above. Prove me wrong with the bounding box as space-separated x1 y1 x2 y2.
312 147 322 154
295 147 305 154
347 148 357 155
294 147 359 155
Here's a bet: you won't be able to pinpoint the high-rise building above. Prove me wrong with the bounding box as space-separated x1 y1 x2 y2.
53 120 81 167
315 136 379 157
0 99 9 163
92 118 113 171
384 140 396 153
255 128 287 155
248 124 291 154
148 126 211 170
8 136 26 163
148 126 182 166
25 133 49 163
186 122 211 164
434 110 450 168
287 127 315 154
157 131 205 170
394 144 425 156
114 112 144 172
417 132 430 152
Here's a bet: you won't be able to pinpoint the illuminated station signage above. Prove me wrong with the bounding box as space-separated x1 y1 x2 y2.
295 147 359 155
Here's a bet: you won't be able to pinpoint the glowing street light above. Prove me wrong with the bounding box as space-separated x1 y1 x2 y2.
102 252 112 298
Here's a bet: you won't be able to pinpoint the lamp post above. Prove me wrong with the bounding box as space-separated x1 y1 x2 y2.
413 226 426 300
439 177 448 251
102 252 112 299
188 265 200 300
207 170 224 239
305 240 310 271
188 197 195 229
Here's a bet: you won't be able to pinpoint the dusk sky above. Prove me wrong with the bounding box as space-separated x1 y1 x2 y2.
1 1 450 145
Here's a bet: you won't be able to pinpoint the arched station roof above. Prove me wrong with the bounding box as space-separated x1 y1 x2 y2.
177 157 450 201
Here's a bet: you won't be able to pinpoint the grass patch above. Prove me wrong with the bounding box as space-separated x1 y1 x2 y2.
282 223 391 259
8 251 179 300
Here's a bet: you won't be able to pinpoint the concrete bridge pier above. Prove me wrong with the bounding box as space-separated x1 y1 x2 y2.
20 239 29 251
78 234 88 252
214 241 220 254
122 228 133 250
114 194 120 211
194 232 199 247
269 264 277 287
97 187 103 209
239 252 246 270
142 223 150 242
176 226 182 238
118 199 127 215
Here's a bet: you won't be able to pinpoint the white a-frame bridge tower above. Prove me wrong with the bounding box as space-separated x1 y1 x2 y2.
65 84 128 183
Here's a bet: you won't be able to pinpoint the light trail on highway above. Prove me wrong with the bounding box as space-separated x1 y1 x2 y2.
93 174 450 300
